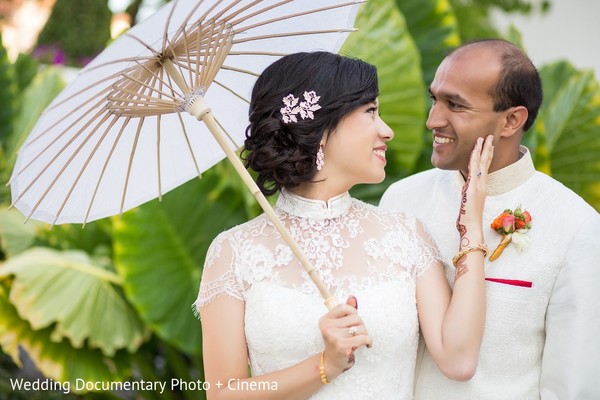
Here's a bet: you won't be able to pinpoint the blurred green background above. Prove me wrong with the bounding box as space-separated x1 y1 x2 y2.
0 0 598 399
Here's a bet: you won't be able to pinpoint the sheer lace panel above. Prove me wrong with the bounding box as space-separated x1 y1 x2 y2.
195 231 244 310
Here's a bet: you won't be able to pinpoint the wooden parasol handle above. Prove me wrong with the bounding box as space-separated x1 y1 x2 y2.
190 97 339 310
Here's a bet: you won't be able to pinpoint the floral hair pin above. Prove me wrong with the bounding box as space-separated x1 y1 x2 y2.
489 206 532 261
280 91 321 124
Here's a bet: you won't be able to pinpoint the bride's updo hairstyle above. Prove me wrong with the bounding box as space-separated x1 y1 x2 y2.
241 51 378 196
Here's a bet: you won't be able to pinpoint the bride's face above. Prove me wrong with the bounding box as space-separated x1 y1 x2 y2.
318 98 394 190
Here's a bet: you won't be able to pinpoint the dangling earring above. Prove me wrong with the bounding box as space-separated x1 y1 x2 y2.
316 145 324 171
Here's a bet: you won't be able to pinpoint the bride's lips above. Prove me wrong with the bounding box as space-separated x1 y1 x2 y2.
373 146 387 163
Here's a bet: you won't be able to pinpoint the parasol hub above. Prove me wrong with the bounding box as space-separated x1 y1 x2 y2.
187 94 211 120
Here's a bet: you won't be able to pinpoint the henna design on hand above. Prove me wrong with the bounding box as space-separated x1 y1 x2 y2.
454 255 468 281
455 175 472 282
342 353 356 372
347 353 355 366
456 175 471 249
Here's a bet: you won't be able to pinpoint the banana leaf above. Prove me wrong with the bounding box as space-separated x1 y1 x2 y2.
0 248 147 356
0 284 131 387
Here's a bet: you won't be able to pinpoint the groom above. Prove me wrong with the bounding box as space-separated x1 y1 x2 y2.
380 39 600 399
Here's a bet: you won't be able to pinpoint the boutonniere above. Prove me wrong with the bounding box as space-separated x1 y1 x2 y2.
489 206 532 261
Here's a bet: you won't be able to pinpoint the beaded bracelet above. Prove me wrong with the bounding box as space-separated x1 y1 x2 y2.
319 351 330 384
452 244 488 267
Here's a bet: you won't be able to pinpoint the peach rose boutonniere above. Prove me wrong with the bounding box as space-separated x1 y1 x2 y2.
489 206 532 261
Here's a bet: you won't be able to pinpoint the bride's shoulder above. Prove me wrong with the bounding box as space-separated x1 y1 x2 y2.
210 214 271 244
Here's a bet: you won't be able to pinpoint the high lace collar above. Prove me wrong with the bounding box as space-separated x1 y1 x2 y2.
454 146 536 196
276 189 352 220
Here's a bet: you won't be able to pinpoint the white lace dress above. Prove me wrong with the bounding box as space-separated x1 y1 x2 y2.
195 190 439 399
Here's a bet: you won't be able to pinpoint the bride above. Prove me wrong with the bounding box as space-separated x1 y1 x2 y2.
194 51 493 399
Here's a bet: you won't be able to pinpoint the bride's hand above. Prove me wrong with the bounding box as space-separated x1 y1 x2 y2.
456 135 494 241
318 295 372 380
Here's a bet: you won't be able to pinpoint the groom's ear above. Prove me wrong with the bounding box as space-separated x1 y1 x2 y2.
499 106 528 138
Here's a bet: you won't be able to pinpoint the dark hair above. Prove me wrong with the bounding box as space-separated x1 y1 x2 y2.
455 39 543 131
241 51 378 196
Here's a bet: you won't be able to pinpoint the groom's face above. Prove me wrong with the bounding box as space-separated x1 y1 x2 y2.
427 46 506 174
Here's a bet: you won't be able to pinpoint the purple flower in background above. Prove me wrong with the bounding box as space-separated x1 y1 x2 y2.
53 48 66 65
31 44 66 66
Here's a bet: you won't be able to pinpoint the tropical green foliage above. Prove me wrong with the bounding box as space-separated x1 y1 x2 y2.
530 62 600 204
1 0 599 398
35 0 112 67
448 0 551 41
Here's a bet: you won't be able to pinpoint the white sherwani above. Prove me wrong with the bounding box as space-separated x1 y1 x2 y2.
380 147 600 400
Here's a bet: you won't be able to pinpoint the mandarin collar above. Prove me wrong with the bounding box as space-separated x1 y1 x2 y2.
454 146 536 196
276 189 352 219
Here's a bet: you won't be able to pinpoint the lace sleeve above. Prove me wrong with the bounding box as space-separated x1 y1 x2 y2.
192 231 244 317
406 215 442 278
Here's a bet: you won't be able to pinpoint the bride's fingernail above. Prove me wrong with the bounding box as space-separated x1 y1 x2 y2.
347 295 358 309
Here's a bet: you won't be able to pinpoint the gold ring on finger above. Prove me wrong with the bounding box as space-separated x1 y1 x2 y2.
348 326 358 336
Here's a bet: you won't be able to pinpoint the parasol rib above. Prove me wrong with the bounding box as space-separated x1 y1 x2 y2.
179 29 195 87
210 114 240 152
215 0 263 25
233 29 357 45
228 0 295 27
212 79 250 104
226 50 286 57
231 1 365 32
120 118 145 215
84 118 132 225
175 112 203 179
156 114 163 201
